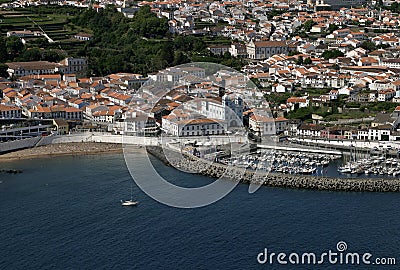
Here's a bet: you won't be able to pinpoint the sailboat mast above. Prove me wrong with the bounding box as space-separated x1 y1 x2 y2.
130 182 133 201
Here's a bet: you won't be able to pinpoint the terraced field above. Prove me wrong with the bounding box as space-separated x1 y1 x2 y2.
0 6 90 55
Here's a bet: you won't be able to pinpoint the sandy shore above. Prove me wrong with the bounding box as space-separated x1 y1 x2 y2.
0 142 129 162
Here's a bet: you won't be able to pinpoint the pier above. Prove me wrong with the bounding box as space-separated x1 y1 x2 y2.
257 144 342 156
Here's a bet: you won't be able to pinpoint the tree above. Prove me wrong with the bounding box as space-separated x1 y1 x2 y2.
288 51 301 56
158 41 174 65
29 37 48 48
287 107 313 121
130 6 168 38
296 56 303 65
321 49 344 60
42 50 63 62
0 37 7 62
303 20 316 32
327 24 339 34
360 41 376 52
389 2 400 13
304 57 312 65
6 36 24 58
19 47 42 61
173 51 189 66
0 63 8 78
223 51 231 59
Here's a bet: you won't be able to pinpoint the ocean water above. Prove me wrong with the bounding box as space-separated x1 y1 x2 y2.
0 151 399 269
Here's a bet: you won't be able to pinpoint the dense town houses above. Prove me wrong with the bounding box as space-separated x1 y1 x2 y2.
2 0 400 142
1 56 400 141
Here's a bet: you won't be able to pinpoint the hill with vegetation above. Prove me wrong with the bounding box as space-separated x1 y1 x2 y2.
0 5 245 77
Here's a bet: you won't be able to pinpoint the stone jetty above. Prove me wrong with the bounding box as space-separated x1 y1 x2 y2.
147 146 400 193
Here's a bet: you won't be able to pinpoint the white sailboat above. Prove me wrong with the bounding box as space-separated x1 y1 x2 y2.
121 181 138 206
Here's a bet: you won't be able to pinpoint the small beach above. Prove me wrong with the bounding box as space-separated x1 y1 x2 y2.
0 142 126 162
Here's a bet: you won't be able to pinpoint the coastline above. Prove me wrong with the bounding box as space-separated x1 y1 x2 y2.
147 146 400 193
4 142 400 192
0 142 126 162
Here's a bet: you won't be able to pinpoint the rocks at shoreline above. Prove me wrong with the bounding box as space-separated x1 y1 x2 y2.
0 169 22 174
146 146 400 193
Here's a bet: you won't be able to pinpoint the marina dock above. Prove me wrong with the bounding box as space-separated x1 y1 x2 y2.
257 144 342 155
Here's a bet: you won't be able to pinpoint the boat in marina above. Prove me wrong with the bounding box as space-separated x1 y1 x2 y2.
338 166 351 174
337 156 400 177
220 149 340 176
217 147 400 178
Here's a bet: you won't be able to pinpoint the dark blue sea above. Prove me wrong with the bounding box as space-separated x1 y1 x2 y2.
0 151 399 269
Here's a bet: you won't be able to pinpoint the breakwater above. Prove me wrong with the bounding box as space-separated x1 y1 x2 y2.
146 146 400 192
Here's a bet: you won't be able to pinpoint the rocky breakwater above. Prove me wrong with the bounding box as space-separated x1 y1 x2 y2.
146 146 400 192
0 169 22 174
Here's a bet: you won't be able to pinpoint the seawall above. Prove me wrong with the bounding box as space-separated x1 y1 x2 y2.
146 146 400 193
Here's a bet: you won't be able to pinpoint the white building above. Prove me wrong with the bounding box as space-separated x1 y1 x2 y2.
0 104 22 119
201 94 243 128
246 40 288 60
124 112 157 135
7 30 42 38
249 115 289 136
208 45 230 56
368 125 391 141
377 89 396 101
148 66 205 83
296 124 324 137
6 61 58 77
229 43 247 58
58 58 88 74
6 57 88 77
172 118 227 136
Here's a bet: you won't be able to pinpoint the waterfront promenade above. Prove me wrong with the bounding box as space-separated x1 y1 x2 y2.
0 132 248 152
0 132 249 157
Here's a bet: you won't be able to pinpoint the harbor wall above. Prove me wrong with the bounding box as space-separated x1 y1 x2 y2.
0 137 41 153
146 146 400 193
